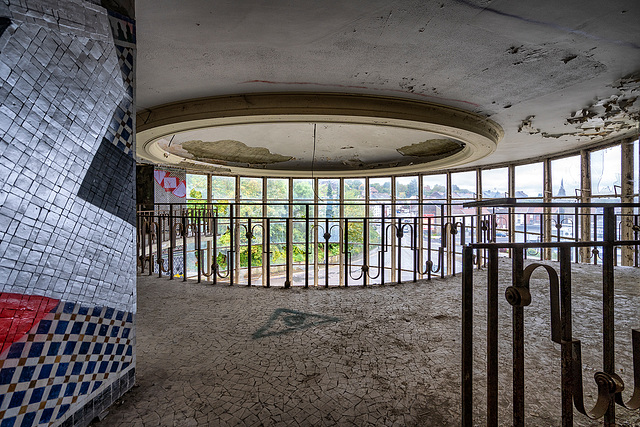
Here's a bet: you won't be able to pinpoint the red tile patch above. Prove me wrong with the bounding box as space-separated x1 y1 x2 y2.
0 293 59 355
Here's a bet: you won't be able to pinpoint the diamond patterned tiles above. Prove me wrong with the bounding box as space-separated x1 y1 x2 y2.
105 12 135 158
0 298 134 427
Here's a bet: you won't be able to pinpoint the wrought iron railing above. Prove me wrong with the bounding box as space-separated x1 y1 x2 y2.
137 201 640 288
137 202 477 286
461 202 640 426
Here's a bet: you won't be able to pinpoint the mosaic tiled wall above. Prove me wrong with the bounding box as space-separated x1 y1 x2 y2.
0 294 134 426
0 0 137 425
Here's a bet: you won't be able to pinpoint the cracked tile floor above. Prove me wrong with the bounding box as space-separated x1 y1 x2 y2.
92 259 640 426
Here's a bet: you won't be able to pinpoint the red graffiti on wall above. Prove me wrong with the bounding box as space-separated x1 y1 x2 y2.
0 293 59 355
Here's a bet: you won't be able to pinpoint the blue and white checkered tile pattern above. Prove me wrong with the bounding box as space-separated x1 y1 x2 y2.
116 45 134 99
0 302 134 427
103 12 135 158
103 97 134 157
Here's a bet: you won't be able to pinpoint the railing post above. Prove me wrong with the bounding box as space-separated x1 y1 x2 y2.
285 217 291 288
229 213 234 286
344 218 349 288
559 246 574 427
487 246 499 426
462 245 474 427
212 217 218 285
182 215 187 282
363 217 368 287
324 217 330 288
196 215 201 283
148 215 154 276
427 217 432 281
305 204 309 288
512 246 525 427
247 218 252 287
265 218 271 288
413 217 418 283
397 217 402 285
169 210 175 280
603 206 616 425
140 216 146 274
157 217 163 279
381 207 385 286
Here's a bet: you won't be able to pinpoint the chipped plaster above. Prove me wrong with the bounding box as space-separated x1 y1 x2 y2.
181 140 293 165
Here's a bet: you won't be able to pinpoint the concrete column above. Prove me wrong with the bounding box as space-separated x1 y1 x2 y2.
0 0 137 424
580 150 592 262
621 140 635 265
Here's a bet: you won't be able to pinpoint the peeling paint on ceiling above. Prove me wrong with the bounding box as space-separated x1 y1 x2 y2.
517 72 640 140
397 139 464 157
181 140 293 165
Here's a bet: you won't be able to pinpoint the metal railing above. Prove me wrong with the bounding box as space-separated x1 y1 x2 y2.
136 201 640 288
137 202 473 286
462 202 640 426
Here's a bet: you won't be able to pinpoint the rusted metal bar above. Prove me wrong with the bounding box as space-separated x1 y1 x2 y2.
559 246 573 426
461 244 474 427
157 218 164 279
397 218 402 285
196 215 201 283
285 217 291 288
413 217 418 283
487 246 499 426
247 218 252 287
344 218 349 288
363 217 368 287
148 217 154 276
512 247 525 427
182 215 187 282
381 209 386 286
212 217 218 285
229 213 234 286
265 218 271 288
140 216 146 274
305 204 309 288
427 216 432 281
168 210 174 280
603 206 616 425
324 217 330 288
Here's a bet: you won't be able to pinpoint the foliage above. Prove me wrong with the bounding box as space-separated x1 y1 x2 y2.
189 188 202 199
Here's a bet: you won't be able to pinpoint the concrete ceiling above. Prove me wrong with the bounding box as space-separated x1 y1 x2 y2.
135 0 640 174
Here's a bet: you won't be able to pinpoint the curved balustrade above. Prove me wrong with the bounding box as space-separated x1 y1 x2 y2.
137 202 464 287
137 202 640 288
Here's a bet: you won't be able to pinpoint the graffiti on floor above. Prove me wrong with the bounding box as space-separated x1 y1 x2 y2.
252 308 340 339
